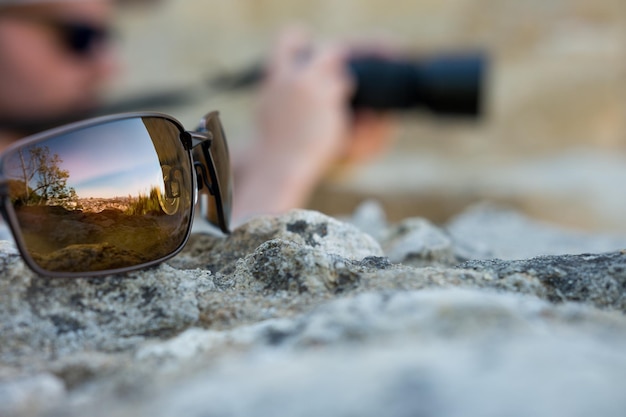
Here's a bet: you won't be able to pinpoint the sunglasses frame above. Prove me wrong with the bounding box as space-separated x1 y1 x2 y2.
194 112 232 233
0 111 231 278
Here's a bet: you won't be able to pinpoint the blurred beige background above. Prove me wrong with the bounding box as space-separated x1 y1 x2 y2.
110 0 626 232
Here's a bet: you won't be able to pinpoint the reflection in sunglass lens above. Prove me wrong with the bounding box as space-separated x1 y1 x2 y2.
2 117 193 274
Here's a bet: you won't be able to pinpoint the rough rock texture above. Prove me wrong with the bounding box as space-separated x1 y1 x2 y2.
1 207 626 417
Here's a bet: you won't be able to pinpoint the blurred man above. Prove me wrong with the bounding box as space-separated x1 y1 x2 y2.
0 0 394 224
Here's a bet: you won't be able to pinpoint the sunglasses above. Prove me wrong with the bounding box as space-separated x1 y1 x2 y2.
0 112 232 278
54 19 110 56
2 11 110 57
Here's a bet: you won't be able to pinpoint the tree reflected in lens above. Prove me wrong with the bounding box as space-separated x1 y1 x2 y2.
4 117 193 274
9 145 76 208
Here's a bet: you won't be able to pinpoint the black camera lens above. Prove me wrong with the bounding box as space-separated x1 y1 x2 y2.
348 53 486 116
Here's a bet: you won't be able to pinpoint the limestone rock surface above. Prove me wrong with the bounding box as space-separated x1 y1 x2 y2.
1 207 625 417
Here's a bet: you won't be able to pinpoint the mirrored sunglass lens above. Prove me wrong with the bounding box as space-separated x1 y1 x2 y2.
2 117 193 274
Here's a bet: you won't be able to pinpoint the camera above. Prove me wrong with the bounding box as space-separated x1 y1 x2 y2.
347 53 486 116
210 52 487 118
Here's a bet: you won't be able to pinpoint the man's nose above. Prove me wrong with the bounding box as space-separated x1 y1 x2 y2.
90 42 121 82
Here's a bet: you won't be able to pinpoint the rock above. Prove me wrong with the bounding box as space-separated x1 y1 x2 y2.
447 203 626 260
345 199 388 242
229 239 364 295
345 201 458 266
0 210 384 368
0 207 625 417
381 217 456 266
171 209 384 274
50 290 626 417
0 263 215 368
127 339 626 417
0 373 65 417
460 251 626 312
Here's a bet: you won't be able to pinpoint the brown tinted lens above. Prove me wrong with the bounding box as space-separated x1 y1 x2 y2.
197 113 232 232
2 117 193 274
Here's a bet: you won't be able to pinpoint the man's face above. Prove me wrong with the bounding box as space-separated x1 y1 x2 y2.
0 1 118 126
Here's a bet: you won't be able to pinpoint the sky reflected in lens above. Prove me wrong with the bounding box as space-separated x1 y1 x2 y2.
46 118 162 198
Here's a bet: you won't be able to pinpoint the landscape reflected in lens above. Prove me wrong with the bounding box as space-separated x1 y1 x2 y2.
4 118 192 273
